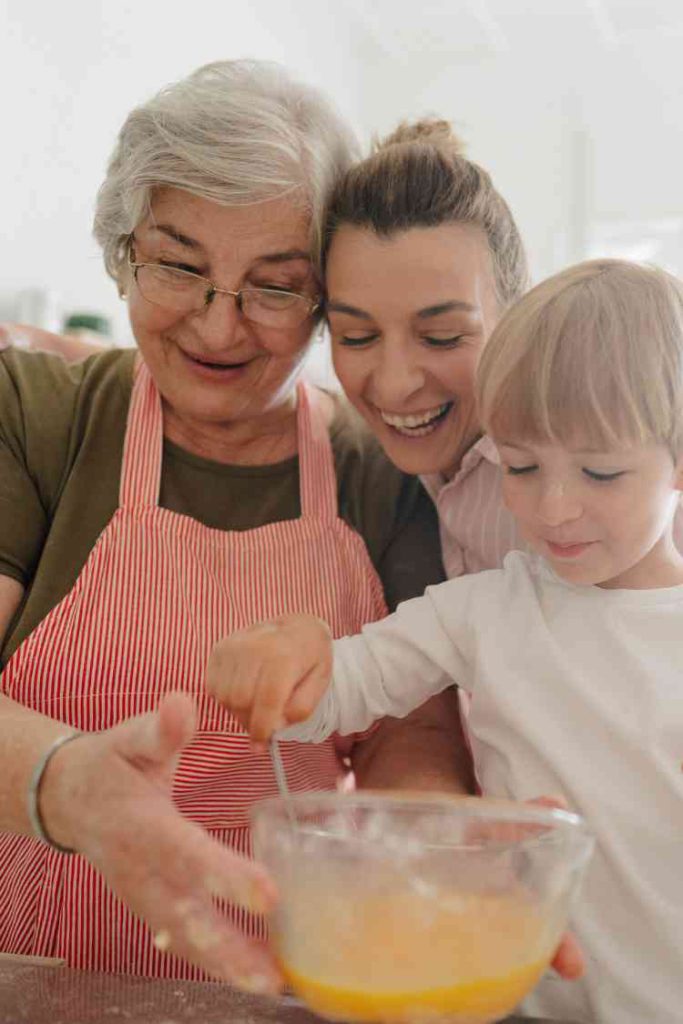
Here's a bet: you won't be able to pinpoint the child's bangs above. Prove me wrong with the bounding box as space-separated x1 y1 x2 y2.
483 336 649 451
478 260 683 454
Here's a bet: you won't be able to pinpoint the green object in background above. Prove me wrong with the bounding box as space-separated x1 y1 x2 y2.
63 312 112 337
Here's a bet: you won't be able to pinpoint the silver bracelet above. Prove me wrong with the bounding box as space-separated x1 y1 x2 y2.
27 732 83 854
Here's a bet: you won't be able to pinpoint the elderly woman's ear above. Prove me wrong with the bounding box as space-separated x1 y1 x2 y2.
0 322 107 362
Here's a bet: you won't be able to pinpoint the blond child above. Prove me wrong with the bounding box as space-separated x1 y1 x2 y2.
208 259 683 1024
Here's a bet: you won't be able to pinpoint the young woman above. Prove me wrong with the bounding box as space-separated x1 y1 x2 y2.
322 120 683 571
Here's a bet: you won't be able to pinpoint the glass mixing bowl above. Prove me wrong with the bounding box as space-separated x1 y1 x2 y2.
250 793 593 1024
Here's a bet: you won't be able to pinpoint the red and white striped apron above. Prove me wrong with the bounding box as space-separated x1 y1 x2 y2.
0 362 387 977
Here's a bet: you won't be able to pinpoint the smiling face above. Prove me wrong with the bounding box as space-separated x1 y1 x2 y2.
127 189 318 453
326 224 500 478
497 437 683 589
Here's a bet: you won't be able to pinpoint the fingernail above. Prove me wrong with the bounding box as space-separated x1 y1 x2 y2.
185 916 221 952
234 878 272 915
153 930 172 952
205 873 228 899
234 973 279 996
206 875 273 915
246 878 273 915
174 898 194 918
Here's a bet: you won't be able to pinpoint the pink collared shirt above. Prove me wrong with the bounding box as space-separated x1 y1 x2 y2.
422 435 683 579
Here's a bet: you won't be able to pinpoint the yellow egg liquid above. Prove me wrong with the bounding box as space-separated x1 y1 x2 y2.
277 885 554 1023
284 958 546 1022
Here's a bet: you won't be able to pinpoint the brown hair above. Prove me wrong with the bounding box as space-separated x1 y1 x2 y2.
322 119 529 308
477 258 683 458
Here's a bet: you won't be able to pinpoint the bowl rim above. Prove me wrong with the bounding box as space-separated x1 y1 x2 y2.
249 791 592 849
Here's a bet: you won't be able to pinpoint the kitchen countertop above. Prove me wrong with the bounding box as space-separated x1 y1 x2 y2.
0 959 578 1024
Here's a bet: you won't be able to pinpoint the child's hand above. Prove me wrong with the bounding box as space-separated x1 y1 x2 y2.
206 614 333 744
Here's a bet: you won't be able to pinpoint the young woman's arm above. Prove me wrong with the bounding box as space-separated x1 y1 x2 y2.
351 689 476 794
0 575 23 640
0 323 107 362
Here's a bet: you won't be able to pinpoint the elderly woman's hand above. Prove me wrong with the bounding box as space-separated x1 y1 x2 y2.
39 692 282 991
207 614 333 744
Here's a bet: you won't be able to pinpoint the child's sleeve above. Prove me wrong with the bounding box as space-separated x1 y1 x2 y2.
279 575 478 743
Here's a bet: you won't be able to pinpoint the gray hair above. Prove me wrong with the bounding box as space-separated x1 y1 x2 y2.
94 60 359 285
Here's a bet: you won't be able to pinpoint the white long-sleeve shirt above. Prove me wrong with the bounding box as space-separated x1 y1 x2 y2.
282 551 683 1024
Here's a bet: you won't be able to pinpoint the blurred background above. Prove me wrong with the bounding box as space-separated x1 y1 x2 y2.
1 0 682 346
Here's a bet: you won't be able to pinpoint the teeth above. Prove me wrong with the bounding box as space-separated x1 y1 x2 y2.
380 403 450 430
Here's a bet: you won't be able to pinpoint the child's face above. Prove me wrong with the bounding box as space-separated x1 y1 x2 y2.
495 437 683 589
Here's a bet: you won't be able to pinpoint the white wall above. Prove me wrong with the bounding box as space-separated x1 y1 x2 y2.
354 26 683 283
2 0 682 340
0 0 370 340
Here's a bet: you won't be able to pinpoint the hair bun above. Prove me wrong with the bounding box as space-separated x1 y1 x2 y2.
375 118 467 156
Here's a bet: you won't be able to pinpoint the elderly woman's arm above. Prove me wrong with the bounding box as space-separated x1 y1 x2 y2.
0 581 280 989
0 696 280 986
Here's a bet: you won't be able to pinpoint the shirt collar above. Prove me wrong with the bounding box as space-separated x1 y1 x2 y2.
421 434 500 501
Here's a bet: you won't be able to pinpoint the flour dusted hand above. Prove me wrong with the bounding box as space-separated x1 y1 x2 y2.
207 614 333 743
39 692 281 990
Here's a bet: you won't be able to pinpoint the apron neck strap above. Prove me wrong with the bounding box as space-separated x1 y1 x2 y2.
296 381 338 522
119 360 163 508
119 366 338 520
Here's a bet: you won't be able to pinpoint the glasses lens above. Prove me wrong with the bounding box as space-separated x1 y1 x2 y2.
134 268 315 327
136 264 206 312
241 289 312 328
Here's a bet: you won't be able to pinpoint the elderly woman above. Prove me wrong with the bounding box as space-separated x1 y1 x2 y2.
0 62 464 987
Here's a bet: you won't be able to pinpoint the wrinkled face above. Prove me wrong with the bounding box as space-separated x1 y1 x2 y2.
326 223 500 477
126 189 318 430
496 437 683 589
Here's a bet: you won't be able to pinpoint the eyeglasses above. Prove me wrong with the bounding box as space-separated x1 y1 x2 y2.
127 246 319 329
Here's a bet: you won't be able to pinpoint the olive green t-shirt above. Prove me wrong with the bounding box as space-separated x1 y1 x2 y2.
0 348 443 665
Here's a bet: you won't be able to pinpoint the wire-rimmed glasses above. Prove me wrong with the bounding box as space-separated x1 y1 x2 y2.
127 246 319 329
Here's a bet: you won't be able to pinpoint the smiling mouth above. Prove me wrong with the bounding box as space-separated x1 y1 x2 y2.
379 402 453 437
546 540 595 558
182 349 251 371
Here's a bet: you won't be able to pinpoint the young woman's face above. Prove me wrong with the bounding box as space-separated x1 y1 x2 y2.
326 224 500 477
